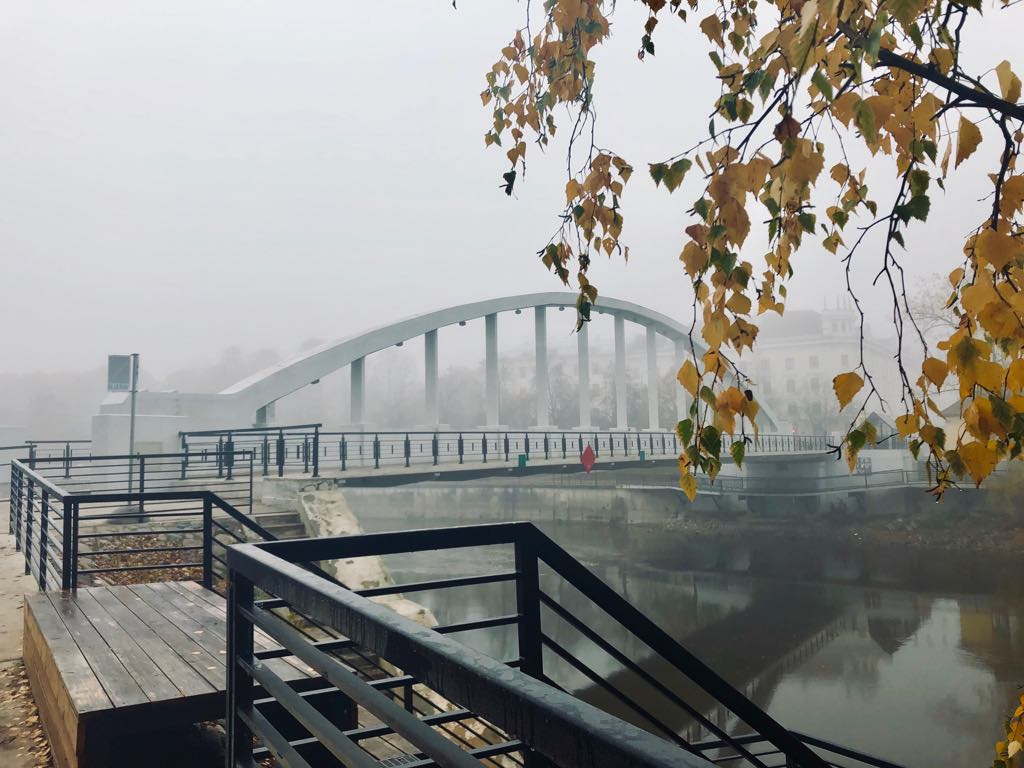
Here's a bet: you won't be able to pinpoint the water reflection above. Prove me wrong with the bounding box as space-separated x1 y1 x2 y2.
361 517 1023 766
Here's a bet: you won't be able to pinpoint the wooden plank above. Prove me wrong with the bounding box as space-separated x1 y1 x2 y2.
89 587 215 698
49 592 149 708
25 594 111 714
163 581 317 680
24 603 80 768
71 590 181 703
148 583 314 682
104 585 224 689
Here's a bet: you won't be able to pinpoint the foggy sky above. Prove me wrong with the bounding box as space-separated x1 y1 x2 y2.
0 1 1017 383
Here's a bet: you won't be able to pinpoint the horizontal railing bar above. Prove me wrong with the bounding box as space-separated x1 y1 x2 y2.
255 637 355 661
77 544 203 557
76 527 205 539
789 731 906 768
242 657 379 768
243 605 483 768
355 571 518 597
242 707 314 768
77 561 202 574
435 614 520 635
397 739 527 768
181 423 322 436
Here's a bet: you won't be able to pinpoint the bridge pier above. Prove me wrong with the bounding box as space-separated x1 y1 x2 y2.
614 316 627 430
646 326 659 430
424 329 439 426
534 307 549 427
484 313 500 427
577 322 591 428
350 357 366 426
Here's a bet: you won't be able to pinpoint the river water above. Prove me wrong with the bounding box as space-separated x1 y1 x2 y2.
359 515 1021 766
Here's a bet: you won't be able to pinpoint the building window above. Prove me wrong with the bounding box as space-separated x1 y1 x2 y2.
786 379 796 394
785 358 794 371
809 355 819 369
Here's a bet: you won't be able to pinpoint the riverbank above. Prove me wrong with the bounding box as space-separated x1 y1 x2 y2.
666 502 1024 553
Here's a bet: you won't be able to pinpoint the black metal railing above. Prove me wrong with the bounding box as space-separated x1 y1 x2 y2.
0 440 91 502
8 454 260 591
180 424 848 480
225 523 904 768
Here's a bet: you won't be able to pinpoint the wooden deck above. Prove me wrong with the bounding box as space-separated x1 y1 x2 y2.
23 581 318 768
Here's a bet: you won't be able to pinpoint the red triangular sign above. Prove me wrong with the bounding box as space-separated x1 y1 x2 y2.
580 444 596 474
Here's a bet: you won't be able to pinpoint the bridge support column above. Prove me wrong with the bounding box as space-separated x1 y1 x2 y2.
424 329 439 426
577 322 591 428
350 357 365 426
646 326 659 430
534 307 549 427
255 401 275 427
485 313 500 426
674 338 689 422
614 316 627 429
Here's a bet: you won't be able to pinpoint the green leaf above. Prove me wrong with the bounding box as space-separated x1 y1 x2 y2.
895 194 930 223
694 198 711 219
909 169 930 197
798 212 816 233
662 158 693 192
730 440 745 469
699 385 717 408
854 99 877 142
501 170 517 196
847 428 867 453
700 426 722 457
811 69 834 101
676 418 694 446
649 163 667 186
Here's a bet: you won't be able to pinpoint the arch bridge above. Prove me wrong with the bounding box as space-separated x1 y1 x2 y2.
93 292 777 453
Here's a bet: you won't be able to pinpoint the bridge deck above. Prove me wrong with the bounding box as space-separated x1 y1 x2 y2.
23 581 316 768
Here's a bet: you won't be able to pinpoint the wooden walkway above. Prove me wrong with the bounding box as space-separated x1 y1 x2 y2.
23 581 318 768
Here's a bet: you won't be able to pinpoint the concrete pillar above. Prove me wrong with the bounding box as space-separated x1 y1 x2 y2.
255 401 276 427
350 357 365 425
424 329 439 425
534 307 550 427
577 322 591 428
646 326 659 430
614 315 627 429
675 338 689 423
485 313 499 426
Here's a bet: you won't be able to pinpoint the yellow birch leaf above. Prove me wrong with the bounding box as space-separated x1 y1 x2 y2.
948 266 965 287
1007 359 1024 393
975 227 1023 272
699 14 724 47
922 357 948 388
958 441 998 486
677 360 699 396
702 313 728 349
955 116 982 169
1000 175 1024 217
726 291 752 315
895 413 919 437
679 472 698 501
832 371 864 410
996 61 1022 105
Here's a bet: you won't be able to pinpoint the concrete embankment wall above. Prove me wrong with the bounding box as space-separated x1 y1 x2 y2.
318 484 716 526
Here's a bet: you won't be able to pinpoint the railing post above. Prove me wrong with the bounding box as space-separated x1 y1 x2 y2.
302 435 310 474
38 490 49 590
24 479 34 577
225 435 235 481
543 433 550 460
202 496 213 590
623 432 629 457
312 427 320 477
71 502 79 589
404 434 411 468
432 433 439 467
217 436 224 478
593 432 599 459
180 434 189 480
63 442 71 479
458 433 465 465
480 433 485 464
262 435 270 477
503 433 510 462
577 434 584 457
226 570 256 768
561 433 567 460
138 456 146 517
28 443 36 469
340 436 347 471
514 532 543 680
62 499 72 590
373 435 380 470
523 432 530 461
276 430 285 477
248 451 254 512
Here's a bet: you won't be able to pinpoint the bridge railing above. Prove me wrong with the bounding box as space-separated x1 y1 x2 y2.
0 440 91 502
226 522 903 768
179 425 848 479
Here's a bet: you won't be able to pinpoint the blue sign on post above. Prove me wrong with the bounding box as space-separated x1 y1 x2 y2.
107 355 132 392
